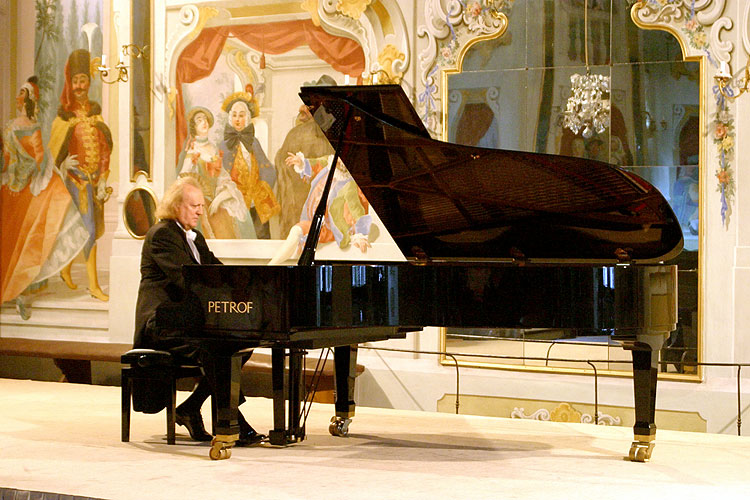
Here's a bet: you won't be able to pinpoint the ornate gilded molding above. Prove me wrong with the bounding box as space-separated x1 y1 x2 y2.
336 0 373 20
318 0 410 82
364 43 405 84
633 0 739 225
417 0 510 136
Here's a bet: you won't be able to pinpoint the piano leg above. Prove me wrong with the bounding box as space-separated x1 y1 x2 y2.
203 347 242 460
288 348 305 441
268 347 306 445
624 334 665 462
329 345 357 437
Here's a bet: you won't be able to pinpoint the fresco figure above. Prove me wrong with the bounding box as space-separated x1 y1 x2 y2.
1 76 88 319
274 102 334 239
48 49 113 302
672 166 699 235
178 106 255 239
268 153 377 265
219 89 279 239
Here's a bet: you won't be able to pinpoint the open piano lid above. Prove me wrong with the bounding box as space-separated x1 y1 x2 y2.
298 84 684 264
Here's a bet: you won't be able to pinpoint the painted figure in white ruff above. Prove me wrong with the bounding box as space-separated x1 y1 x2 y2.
219 88 279 239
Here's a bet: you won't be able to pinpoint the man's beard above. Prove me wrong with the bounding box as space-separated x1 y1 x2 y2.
73 89 88 102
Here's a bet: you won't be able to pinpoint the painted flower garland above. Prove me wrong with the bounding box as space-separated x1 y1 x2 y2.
678 0 734 224
712 93 735 224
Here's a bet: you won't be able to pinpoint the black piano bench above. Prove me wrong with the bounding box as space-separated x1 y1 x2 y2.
120 349 204 445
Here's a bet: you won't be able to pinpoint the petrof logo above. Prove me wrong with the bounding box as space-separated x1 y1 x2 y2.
207 301 254 314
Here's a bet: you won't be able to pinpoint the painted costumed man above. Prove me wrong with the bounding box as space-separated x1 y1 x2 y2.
48 48 113 301
219 87 279 239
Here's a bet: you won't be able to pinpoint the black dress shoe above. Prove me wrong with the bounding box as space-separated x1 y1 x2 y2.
175 409 213 442
236 429 266 446
236 414 266 446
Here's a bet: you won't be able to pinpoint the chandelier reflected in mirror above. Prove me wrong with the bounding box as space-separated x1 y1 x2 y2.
561 0 610 138
563 70 610 138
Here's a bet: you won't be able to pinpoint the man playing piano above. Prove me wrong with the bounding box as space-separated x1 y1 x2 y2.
133 175 264 445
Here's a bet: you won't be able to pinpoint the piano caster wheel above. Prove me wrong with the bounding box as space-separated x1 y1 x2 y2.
209 437 234 460
329 416 351 437
628 440 654 462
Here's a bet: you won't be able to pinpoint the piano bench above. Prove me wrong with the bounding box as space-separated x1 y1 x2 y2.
120 349 204 445
241 352 365 404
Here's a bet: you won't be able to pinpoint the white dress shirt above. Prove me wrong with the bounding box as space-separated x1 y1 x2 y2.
176 221 201 263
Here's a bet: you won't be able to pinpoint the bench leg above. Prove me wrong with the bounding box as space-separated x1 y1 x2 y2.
121 372 131 442
167 375 176 445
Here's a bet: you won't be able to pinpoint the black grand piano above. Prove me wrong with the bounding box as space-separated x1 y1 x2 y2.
166 85 683 461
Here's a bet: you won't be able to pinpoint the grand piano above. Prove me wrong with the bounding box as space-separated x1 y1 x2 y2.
165 84 683 461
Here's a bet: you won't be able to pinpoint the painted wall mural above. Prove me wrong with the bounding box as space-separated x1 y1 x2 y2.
1 0 111 321
170 18 376 261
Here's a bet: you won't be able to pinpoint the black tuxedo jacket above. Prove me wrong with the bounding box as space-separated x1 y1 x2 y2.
133 219 221 348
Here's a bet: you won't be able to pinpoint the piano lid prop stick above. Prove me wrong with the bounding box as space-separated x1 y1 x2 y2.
297 104 355 266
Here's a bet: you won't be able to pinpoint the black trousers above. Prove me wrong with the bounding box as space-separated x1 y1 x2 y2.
141 317 252 416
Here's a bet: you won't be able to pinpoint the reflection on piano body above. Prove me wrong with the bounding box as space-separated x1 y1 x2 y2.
162 85 683 461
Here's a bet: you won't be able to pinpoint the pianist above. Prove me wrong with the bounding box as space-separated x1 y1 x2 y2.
133 175 264 445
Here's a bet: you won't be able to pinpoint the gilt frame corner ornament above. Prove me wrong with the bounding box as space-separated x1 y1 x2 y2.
417 0 511 138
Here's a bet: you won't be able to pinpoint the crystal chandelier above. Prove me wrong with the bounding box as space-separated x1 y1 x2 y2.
562 0 610 138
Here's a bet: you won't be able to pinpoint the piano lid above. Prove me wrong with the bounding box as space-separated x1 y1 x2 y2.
298 84 684 264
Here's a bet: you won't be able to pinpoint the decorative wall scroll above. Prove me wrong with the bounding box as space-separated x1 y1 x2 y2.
417 0 511 136
511 402 622 426
633 0 742 225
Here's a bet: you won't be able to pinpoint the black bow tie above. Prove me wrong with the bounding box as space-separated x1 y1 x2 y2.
224 123 255 152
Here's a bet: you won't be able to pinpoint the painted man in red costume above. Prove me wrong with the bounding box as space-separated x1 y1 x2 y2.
48 48 113 301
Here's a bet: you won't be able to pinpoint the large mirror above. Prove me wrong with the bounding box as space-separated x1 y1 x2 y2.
441 0 700 378
131 0 151 180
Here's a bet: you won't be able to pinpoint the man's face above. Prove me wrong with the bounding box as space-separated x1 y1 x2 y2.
71 73 90 102
297 104 312 123
177 184 205 230
229 101 249 131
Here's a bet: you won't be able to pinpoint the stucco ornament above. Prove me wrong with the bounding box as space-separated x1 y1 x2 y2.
417 0 511 136
550 402 583 423
366 44 406 84
336 0 372 19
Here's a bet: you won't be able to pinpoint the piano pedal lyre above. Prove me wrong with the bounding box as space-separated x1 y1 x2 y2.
329 416 351 437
